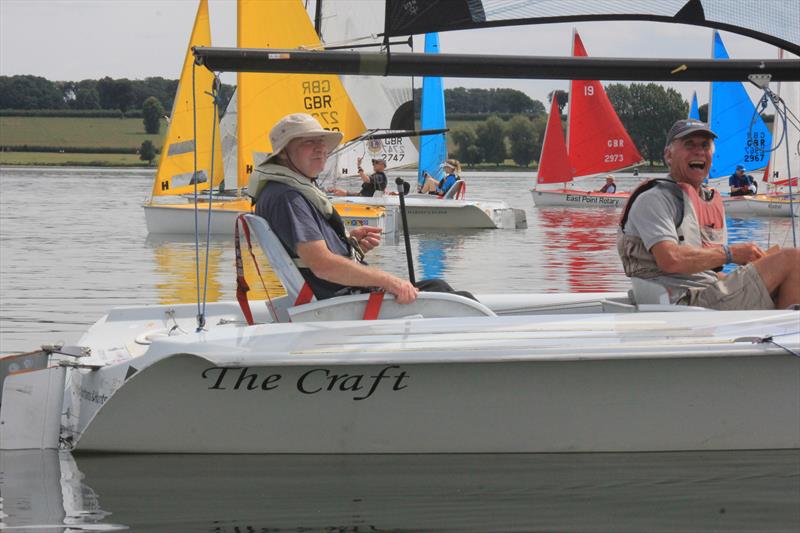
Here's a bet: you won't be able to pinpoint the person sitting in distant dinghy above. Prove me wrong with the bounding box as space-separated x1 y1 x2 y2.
330 156 391 197
250 113 472 303
419 159 463 196
617 119 799 310
595 175 617 193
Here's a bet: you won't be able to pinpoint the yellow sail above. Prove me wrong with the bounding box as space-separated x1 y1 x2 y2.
237 0 366 189
151 0 225 198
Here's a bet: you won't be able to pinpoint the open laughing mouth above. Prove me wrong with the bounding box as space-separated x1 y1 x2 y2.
688 160 706 170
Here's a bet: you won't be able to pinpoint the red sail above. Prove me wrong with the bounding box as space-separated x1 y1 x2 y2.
537 96 574 184
567 31 643 177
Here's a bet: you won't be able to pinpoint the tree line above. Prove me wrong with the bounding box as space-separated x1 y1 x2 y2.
3 76 543 117
2 75 696 168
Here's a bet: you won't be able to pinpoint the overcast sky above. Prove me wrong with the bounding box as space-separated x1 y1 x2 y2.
0 0 787 108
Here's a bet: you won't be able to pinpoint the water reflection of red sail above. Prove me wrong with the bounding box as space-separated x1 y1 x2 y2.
537 209 623 292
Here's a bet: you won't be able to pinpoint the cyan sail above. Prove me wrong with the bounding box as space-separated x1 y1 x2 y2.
688 91 700 120
418 32 447 186
709 31 772 178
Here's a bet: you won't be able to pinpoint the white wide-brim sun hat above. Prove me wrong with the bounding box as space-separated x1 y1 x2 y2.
261 113 343 165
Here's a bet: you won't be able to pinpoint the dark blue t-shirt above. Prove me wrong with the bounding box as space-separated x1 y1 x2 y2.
255 181 351 298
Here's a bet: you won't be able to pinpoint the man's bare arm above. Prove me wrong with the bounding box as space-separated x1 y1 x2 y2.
651 240 765 274
297 240 418 303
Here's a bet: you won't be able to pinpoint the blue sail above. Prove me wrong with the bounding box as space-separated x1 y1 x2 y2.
709 31 772 179
688 91 700 120
418 32 447 186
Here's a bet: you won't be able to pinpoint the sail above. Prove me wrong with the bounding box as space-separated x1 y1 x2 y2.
709 31 773 178
768 50 800 188
566 31 643 178
418 33 447 186
537 97 573 184
689 91 700 119
219 89 237 192
317 0 418 180
382 0 800 55
237 0 366 189
151 0 224 198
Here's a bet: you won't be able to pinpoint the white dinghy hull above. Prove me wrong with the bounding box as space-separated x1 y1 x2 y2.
531 189 629 208
71 347 799 454
4 302 796 454
144 202 245 235
722 195 800 217
334 195 526 229
144 201 398 235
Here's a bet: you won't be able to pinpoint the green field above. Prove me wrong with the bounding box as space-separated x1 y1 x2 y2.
0 116 165 150
0 151 156 166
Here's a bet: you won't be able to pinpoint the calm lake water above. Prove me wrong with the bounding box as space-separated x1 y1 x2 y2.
1 166 798 531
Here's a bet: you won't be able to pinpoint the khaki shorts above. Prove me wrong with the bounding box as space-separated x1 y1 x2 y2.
682 263 774 310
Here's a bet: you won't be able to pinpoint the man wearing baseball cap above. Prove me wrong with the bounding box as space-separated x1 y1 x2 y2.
617 119 798 310
355 155 388 197
249 113 471 304
729 164 756 197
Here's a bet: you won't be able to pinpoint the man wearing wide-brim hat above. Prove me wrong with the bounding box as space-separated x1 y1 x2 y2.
248 113 470 304
617 119 798 310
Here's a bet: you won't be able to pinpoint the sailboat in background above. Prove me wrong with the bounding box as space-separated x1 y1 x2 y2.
731 48 799 219
417 32 448 188
709 31 772 180
531 31 644 208
145 0 403 234
143 0 229 234
709 32 797 218
331 27 526 229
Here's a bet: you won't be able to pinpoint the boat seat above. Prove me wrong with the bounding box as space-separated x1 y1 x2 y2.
242 214 495 322
629 278 708 312
443 180 465 200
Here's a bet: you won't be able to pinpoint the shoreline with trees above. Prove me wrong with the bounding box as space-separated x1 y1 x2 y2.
1 74 706 171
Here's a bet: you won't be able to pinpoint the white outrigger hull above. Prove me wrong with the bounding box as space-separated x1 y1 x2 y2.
2 298 797 454
722 195 800 218
531 189 629 208
334 195 527 229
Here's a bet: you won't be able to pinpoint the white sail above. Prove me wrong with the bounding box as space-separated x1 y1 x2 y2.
318 0 419 180
769 51 800 189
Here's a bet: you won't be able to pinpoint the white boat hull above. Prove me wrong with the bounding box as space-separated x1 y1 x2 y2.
69 351 799 453
2 300 797 454
531 189 629 208
144 201 398 235
723 195 800 217
335 195 526 229
144 203 245 235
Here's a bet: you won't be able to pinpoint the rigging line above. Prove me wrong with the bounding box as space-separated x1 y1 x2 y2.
201 76 223 320
779 99 798 247
191 62 205 331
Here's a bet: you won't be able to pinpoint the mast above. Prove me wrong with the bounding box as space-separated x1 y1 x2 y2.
314 0 323 40
565 28 576 160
